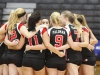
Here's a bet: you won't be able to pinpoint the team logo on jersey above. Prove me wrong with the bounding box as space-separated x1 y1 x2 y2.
71 26 76 29
84 59 88 61
67 58 70 61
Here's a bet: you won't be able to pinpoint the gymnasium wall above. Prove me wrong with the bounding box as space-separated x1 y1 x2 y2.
0 0 100 40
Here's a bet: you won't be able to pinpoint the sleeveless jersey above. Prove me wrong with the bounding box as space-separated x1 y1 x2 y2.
24 27 47 58
7 23 24 51
46 27 70 58
65 24 81 50
65 24 82 61
82 26 95 57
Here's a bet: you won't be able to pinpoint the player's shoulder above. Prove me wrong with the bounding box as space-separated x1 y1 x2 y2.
82 26 89 33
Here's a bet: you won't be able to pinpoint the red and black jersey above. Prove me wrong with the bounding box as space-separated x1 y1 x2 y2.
65 24 81 61
82 26 90 42
46 27 70 58
7 23 23 42
24 27 47 58
7 23 25 51
82 26 95 57
48 27 69 47
65 24 80 42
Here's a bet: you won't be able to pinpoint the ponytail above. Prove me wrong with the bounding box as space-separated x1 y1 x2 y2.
50 12 62 25
8 10 19 32
28 12 41 31
73 16 82 37
81 15 89 29
8 8 26 32
61 11 82 37
28 14 36 31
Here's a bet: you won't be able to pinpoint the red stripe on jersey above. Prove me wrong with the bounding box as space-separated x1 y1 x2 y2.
82 27 89 33
5 24 7 30
0 24 7 30
41 28 47 35
21 34 24 38
74 30 78 34
18 23 24 31
69 31 72 36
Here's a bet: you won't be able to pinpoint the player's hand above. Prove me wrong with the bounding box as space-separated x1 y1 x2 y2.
87 44 94 51
58 52 65 57
25 45 31 51
75 44 82 51
90 38 94 45
12 39 19 46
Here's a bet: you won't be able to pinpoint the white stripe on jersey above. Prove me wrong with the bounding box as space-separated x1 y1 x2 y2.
17 23 21 34
48 27 53 36
64 25 71 36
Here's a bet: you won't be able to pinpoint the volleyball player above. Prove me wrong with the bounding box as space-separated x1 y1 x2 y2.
45 11 83 75
75 14 97 75
0 23 10 75
0 29 6 75
4 8 48 75
42 19 50 27
0 22 8 35
60 10 95 75
21 12 65 75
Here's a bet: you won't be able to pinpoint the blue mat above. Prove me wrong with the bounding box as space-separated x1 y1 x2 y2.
94 40 100 60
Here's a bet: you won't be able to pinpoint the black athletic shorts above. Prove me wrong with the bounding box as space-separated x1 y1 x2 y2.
82 48 96 66
0 45 8 65
6 49 24 67
46 56 66 71
0 43 5 57
0 51 7 65
0 43 5 65
66 49 82 66
22 57 45 71
82 57 96 66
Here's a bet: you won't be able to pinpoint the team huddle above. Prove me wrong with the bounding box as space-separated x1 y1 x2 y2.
0 8 98 75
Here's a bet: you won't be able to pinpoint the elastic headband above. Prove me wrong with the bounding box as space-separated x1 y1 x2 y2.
18 12 26 18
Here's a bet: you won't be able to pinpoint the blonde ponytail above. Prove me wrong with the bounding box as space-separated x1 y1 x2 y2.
81 15 89 28
61 11 82 37
50 12 62 25
7 8 26 32
73 15 82 37
8 10 19 32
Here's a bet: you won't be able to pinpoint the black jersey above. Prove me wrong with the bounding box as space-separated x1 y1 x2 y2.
24 27 47 58
65 24 81 51
46 27 69 58
65 24 79 42
8 23 22 42
82 26 95 57
65 24 82 63
7 23 24 51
